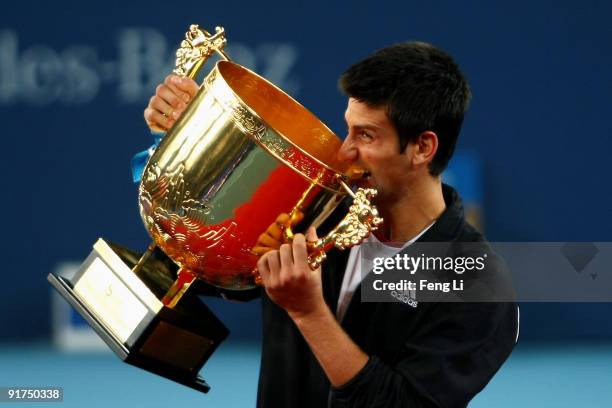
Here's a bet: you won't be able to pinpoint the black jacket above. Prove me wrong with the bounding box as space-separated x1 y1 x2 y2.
257 185 518 408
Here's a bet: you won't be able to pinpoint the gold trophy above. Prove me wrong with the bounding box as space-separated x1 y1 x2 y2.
48 24 382 393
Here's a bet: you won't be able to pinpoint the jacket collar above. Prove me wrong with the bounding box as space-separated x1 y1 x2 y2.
417 183 466 243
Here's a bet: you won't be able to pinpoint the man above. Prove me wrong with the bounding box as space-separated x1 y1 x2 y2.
142 41 518 407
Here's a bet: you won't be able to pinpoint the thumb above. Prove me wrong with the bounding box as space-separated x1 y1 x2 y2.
305 226 319 241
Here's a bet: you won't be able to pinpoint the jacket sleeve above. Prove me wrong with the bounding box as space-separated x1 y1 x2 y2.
330 301 518 408
131 131 165 183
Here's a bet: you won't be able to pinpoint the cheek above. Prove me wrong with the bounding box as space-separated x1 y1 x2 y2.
367 150 399 168
360 148 386 164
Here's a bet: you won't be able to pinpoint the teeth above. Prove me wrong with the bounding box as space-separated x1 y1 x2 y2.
347 167 366 179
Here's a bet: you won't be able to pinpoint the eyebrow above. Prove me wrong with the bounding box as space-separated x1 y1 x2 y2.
352 123 382 131
345 121 383 132
343 111 384 132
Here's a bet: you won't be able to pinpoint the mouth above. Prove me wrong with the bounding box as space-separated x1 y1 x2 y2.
344 166 374 189
353 170 372 188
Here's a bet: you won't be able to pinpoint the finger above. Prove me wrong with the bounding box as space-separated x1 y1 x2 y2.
279 243 294 267
170 75 199 99
305 226 319 242
274 213 291 225
156 84 187 112
256 232 282 249
166 83 192 106
289 209 304 226
164 75 194 103
292 233 309 268
266 222 285 242
149 96 177 121
144 107 174 131
265 250 281 288
251 246 275 256
256 253 271 285
279 243 294 284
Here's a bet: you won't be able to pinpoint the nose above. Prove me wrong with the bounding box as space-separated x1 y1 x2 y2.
337 135 358 163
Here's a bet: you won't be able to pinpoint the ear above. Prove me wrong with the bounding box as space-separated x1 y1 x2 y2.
410 131 438 166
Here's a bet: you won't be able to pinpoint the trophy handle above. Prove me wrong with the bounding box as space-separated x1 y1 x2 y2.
173 24 231 79
253 179 383 285
303 180 383 270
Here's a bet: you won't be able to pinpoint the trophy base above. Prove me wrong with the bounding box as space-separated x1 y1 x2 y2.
47 238 230 394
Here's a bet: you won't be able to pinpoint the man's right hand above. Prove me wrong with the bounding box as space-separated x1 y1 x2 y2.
144 74 199 132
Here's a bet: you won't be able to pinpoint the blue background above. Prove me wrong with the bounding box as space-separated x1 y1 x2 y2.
1 0 611 406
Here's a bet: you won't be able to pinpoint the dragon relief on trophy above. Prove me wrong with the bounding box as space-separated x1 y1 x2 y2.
139 162 214 229
174 25 227 77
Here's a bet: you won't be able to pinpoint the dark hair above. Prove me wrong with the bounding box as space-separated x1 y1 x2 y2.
339 42 471 176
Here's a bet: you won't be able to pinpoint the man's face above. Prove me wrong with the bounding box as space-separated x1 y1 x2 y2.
337 98 413 204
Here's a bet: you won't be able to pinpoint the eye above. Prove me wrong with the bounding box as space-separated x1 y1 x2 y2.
359 131 373 141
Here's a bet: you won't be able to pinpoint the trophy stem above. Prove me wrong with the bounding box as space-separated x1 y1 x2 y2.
131 242 157 275
161 268 197 308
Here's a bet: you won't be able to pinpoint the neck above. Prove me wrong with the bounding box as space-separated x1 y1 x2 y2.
378 177 446 243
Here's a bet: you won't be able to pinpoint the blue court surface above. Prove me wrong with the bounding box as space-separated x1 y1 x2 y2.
1 341 611 407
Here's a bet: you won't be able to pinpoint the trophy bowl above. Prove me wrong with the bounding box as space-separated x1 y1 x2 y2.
141 60 339 289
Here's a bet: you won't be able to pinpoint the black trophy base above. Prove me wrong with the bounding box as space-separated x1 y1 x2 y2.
47 238 229 394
